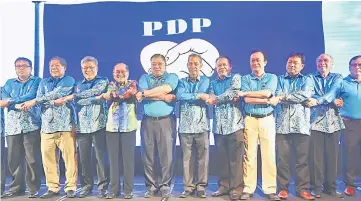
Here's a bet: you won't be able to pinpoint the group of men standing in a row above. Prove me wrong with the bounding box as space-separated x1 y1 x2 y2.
0 51 360 201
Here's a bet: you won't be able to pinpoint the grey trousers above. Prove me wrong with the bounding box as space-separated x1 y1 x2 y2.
6 130 41 193
179 132 209 191
76 129 109 191
106 131 136 195
1 137 5 194
141 115 176 192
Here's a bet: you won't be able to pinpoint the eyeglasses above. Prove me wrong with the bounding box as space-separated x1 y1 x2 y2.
350 63 361 68
15 65 30 68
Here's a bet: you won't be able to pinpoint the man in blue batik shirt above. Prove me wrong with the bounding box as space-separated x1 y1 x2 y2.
207 56 245 200
339 55 361 197
22 56 77 199
271 53 315 200
306 54 345 198
176 54 211 198
0 57 42 199
0 87 5 196
62 56 109 198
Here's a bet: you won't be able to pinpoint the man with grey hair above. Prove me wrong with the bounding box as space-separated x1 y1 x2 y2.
176 54 211 198
306 54 344 198
63 56 109 198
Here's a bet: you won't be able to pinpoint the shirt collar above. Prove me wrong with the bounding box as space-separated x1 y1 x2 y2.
187 75 201 82
15 75 34 83
347 75 361 83
284 72 304 79
217 73 232 81
250 72 267 80
150 72 168 79
81 75 101 84
50 75 65 82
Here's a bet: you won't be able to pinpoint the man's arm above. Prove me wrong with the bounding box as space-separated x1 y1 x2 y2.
143 73 179 98
75 79 109 99
6 78 41 105
315 74 343 105
282 76 314 104
36 76 75 103
215 74 241 104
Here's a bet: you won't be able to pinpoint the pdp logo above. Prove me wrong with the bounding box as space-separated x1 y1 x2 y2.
140 38 220 79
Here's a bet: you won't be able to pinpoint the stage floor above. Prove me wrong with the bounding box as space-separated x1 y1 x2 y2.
2 176 360 201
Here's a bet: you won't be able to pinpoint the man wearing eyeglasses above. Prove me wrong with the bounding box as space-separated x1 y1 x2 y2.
22 56 77 199
339 55 361 197
0 57 42 199
62 56 109 198
135 54 178 200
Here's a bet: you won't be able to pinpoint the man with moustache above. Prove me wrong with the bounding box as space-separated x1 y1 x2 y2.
339 55 361 197
136 54 178 200
100 63 138 199
176 54 211 198
22 56 77 199
206 56 245 200
62 56 109 198
0 57 42 198
306 54 345 198
271 53 315 200
240 50 279 201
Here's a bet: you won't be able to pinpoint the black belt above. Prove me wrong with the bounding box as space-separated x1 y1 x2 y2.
245 112 273 118
144 114 172 120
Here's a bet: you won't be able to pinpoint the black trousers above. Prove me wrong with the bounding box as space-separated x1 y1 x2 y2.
1 137 5 194
277 133 310 194
309 130 341 192
214 130 244 194
342 119 361 188
179 132 209 191
77 129 109 191
6 130 41 193
141 115 176 192
106 131 136 195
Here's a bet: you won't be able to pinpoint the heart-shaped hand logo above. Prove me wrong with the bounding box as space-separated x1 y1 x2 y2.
140 38 220 79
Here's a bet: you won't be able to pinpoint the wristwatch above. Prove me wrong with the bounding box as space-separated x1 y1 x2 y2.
141 91 145 98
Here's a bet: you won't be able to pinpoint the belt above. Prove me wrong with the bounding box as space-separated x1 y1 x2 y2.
144 114 172 120
245 112 273 118
342 117 361 123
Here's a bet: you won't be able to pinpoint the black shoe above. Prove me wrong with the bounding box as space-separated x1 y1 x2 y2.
311 190 321 198
40 190 59 199
1 191 25 198
66 190 76 198
28 191 38 198
240 192 252 200
267 193 281 201
98 189 107 198
78 189 92 198
144 190 156 198
197 190 207 198
106 193 118 199
323 190 344 198
124 193 133 199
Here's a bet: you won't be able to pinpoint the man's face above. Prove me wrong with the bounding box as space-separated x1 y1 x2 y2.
49 59 66 78
216 58 231 78
187 56 202 77
286 56 304 76
81 61 98 81
350 57 361 77
250 52 267 73
15 60 32 79
151 56 166 77
317 54 333 75
113 64 129 83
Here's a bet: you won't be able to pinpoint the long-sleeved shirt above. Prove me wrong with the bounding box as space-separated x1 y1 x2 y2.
138 72 178 117
241 73 278 115
0 87 4 137
74 76 108 134
106 80 138 133
274 73 314 135
2 76 42 136
210 73 244 135
340 75 361 120
36 75 76 134
309 72 345 133
176 75 210 134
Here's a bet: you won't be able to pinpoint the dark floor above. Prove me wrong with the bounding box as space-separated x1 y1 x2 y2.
2 176 361 201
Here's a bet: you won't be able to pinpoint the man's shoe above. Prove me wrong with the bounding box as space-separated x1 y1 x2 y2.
1 191 25 198
161 189 171 198
179 190 193 198
28 191 38 198
323 190 344 198
98 189 107 198
267 193 281 201
299 191 315 200
211 189 229 197
344 187 355 196
124 193 133 199
106 193 118 199
144 190 156 198
78 189 92 198
278 190 289 199
197 190 207 198
40 190 59 199
66 190 76 198
310 190 321 198
240 192 252 200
